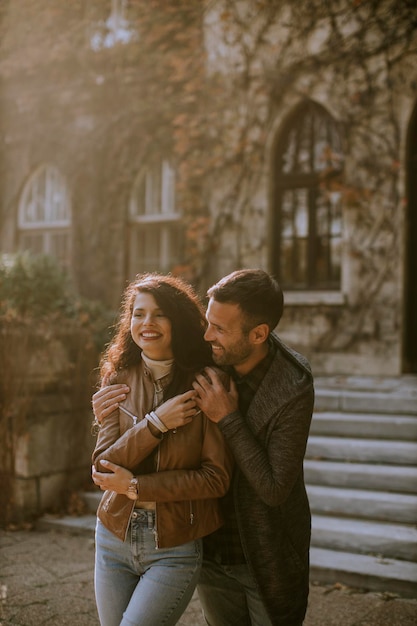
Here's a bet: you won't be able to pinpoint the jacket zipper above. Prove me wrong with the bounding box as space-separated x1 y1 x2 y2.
119 405 138 425
123 501 135 542
102 490 115 512
118 406 144 540
189 501 194 525
154 445 161 549
233 473 256 579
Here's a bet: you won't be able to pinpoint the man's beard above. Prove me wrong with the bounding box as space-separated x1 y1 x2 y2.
210 341 252 368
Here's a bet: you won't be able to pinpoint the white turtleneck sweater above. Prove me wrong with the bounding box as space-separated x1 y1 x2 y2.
141 352 174 408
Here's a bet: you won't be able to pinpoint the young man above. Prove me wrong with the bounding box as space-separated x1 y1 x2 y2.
192 269 314 626
92 269 314 626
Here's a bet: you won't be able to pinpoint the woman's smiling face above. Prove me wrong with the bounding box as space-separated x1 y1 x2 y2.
130 291 173 360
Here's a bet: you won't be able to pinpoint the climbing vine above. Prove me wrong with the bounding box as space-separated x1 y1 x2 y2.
193 0 417 352
1 0 416 353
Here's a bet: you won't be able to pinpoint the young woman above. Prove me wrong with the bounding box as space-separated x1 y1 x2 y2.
91 273 233 626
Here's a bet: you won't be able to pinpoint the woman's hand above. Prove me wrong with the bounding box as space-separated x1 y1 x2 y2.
92 460 133 496
92 384 130 422
155 390 201 430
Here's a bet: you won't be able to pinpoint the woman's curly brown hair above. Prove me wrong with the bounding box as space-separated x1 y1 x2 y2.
100 273 213 395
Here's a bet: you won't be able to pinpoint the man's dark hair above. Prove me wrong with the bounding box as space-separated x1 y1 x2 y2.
207 269 284 332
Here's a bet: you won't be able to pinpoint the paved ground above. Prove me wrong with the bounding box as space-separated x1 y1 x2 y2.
1 526 417 626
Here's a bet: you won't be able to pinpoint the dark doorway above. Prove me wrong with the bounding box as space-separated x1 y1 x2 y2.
404 102 417 372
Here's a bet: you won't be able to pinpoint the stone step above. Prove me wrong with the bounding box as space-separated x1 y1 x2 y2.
79 487 417 526
311 515 417 562
39 511 417 565
314 376 417 416
310 546 417 598
314 388 417 415
37 515 417 598
310 412 417 440
306 436 417 465
307 485 417 523
37 513 96 536
304 459 417 494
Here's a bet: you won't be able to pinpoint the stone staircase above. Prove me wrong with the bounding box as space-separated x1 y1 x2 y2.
307 376 417 598
38 376 417 598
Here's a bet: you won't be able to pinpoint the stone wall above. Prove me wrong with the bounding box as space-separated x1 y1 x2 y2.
201 0 417 376
0 324 99 524
11 394 94 522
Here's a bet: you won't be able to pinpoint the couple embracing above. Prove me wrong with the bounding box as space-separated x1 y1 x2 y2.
91 268 314 626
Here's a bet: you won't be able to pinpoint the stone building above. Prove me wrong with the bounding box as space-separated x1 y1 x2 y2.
1 0 416 377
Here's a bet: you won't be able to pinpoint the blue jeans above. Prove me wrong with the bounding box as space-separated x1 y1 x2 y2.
197 558 273 626
95 511 202 626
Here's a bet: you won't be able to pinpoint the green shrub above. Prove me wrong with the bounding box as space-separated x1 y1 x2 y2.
0 252 115 351
0 252 73 317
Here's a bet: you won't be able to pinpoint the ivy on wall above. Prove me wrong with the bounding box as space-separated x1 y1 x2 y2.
0 253 113 524
196 0 417 352
1 0 416 352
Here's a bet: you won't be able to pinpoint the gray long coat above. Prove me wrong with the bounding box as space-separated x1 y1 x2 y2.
218 333 314 625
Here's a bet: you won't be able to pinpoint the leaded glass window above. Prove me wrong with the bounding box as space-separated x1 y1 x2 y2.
272 101 344 290
18 165 72 268
128 160 182 275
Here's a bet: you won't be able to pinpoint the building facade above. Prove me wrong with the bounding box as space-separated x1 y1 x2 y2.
1 0 416 376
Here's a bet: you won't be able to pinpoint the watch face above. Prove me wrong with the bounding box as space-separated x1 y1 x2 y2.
127 477 138 500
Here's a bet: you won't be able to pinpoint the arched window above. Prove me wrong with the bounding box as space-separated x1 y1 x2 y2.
128 159 182 276
90 0 136 50
272 101 344 290
18 165 72 268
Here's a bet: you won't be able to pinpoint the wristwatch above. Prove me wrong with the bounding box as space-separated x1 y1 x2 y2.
127 477 138 500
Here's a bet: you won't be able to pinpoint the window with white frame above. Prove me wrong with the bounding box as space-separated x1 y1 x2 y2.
18 165 72 269
128 160 182 276
90 0 136 50
272 101 344 291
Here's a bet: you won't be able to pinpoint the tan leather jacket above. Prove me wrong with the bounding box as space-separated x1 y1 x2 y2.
92 361 233 548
